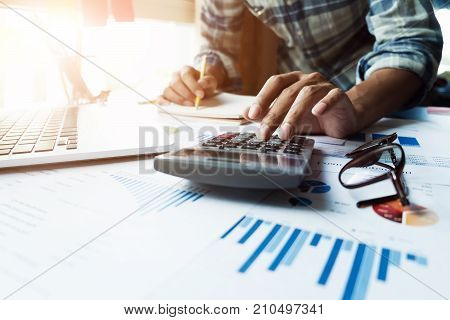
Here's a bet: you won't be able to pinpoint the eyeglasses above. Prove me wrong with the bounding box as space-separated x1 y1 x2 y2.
338 133 410 208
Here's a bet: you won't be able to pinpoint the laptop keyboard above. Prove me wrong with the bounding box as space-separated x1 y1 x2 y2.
0 107 78 156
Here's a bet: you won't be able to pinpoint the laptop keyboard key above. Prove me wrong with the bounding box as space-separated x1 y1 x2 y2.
19 139 38 144
0 149 11 156
39 136 57 141
22 135 40 139
12 144 34 154
1 139 18 144
58 138 68 146
0 144 15 150
66 144 77 150
4 135 22 139
35 140 56 152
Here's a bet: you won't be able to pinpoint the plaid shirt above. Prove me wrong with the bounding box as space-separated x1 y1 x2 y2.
195 0 443 101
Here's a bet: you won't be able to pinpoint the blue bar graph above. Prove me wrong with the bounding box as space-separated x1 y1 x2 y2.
318 239 343 285
371 133 420 147
352 246 376 300
239 219 263 244
268 229 301 272
398 136 420 147
342 244 366 300
407 253 416 261
283 231 310 266
192 193 204 201
239 224 282 273
377 248 390 281
310 233 322 246
343 240 353 251
416 257 428 266
175 192 198 206
240 217 253 228
157 190 189 211
221 216 246 239
110 173 206 212
407 253 427 266
266 226 290 253
220 217 429 299
390 250 401 267
372 133 388 140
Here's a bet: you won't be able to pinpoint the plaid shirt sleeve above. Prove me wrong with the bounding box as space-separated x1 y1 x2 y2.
357 0 443 103
194 0 245 92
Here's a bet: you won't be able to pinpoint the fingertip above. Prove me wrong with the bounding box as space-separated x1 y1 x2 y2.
312 102 328 116
280 122 293 140
248 103 261 119
156 96 170 106
194 90 204 99
259 123 271 140
243 106 251 120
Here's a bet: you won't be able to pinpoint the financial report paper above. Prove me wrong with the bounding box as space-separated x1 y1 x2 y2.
0 117 449 300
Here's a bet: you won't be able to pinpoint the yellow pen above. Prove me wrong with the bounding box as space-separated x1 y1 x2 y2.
195 55 208 110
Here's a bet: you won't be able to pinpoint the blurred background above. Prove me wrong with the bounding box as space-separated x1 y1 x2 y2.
0 0 449 110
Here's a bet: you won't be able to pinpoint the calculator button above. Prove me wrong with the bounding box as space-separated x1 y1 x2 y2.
241 145 259 150
290 136 305 144
224 143 239 148
202 142 218 147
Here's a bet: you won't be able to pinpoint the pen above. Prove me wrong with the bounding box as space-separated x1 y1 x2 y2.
195 55 207 110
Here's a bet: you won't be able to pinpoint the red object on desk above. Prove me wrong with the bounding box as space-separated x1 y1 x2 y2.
428 106 450 115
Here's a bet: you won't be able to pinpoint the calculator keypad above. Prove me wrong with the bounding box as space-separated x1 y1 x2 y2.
201 132 308 156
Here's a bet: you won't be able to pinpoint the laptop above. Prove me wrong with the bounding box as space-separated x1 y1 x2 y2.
0 104 174 169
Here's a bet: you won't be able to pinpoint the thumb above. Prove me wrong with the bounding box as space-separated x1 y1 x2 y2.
311 88 344 116
198 75 218 96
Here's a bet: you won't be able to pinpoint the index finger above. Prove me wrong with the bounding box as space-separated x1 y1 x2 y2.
180 66 203 97
248 72 303 120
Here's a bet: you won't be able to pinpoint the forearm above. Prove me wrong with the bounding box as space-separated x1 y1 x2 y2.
195 0 244 92
347 68 422 130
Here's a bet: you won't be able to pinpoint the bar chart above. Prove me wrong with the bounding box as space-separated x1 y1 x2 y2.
347 132 421 147
372 133 420 147
221 216 428 300
110 173 206 213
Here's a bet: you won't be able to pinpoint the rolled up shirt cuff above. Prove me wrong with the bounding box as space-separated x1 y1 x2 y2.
357 52 438 105
194 51 242 92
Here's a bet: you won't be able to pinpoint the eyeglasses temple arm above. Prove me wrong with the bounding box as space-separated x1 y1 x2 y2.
356 194 401 208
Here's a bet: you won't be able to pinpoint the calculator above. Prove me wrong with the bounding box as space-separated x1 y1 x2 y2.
154 132 315 189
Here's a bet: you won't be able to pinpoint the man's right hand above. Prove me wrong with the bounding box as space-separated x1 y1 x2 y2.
158 65 219 106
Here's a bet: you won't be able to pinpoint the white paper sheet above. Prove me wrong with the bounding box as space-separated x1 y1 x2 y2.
157 93 254 120
1 115 450 300
0 160 269 299
150 169 450 300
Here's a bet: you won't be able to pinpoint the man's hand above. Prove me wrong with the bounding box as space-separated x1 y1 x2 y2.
159 64 226 106
243 71 359 140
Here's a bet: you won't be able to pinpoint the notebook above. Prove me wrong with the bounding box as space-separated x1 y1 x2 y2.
156 93 254 124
